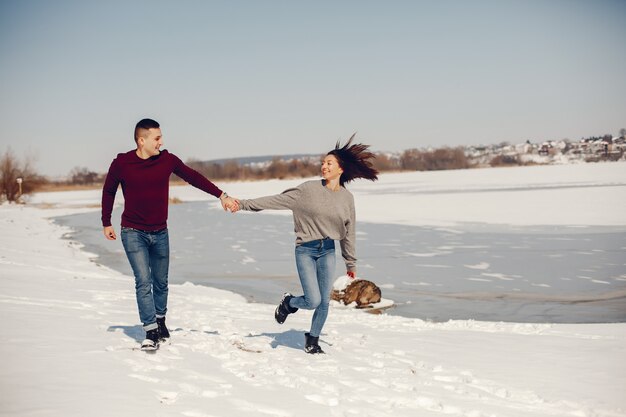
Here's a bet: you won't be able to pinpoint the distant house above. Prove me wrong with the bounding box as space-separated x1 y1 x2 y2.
515 142 533 154
589 139 609 155
609 137 625 153
538 142 556 156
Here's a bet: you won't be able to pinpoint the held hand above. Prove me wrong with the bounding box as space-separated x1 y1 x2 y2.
229 198 241 213
220 196 239 213
103 226 116 240
347 271 356 280
220 194 234 212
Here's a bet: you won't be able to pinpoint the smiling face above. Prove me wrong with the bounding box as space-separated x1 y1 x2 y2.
137 128 163 158
321 154 343 182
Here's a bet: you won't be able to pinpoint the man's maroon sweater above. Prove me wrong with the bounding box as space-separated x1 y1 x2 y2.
101 149 223 231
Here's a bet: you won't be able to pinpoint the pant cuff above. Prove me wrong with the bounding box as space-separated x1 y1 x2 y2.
143 322 158 332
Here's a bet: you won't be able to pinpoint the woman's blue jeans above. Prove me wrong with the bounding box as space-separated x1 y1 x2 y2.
121 227 169 331
290 238 336 337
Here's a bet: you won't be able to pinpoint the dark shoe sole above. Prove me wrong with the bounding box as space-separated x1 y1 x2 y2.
275 305 286 324
275 293 295 324
304 343 325 354
141 341 159 351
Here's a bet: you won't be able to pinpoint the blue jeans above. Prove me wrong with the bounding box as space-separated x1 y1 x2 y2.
121 227 169 331
290 238 336 337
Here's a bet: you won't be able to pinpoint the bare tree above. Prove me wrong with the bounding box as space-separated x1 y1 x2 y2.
372 152 399 172
0 148 39 202
400 149 422 170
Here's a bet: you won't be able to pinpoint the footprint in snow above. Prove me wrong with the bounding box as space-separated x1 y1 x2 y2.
128 373 159 383
157 391 179 405
181 411 216 417
304 394 339 406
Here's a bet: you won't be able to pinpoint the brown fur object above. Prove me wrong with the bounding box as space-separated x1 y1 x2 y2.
332 279 381 308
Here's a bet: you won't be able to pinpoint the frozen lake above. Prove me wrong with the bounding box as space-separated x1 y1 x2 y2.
57 202 626 323
43 163 626 323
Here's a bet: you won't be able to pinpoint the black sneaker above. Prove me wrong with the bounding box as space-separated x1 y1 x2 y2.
274 293 298 324
304 332 324 354
141 329 159 351
157 317 170 340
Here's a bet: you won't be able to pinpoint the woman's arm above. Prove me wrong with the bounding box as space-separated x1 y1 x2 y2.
340 197 357 275
237 186 302 212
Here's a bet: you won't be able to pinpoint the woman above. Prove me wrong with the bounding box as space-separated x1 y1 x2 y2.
232 135 378 354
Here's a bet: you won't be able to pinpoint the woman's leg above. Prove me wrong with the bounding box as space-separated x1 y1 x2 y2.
290 245 321 311
309 246 336 337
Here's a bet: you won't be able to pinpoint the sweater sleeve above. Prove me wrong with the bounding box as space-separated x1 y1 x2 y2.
101 159 120 227
238 187 302 212
339 196 357 272
172 154 223 198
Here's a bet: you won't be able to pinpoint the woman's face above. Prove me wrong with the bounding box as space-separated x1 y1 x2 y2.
321 154 343 181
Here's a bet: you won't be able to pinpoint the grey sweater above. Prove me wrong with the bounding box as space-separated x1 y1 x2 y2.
238 179 356 272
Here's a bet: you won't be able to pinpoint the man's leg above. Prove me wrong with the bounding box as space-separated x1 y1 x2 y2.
150 229 170 338
121 229 157 331
150 229 169 318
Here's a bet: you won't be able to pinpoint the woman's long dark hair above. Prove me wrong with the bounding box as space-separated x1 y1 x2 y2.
327 133 379 186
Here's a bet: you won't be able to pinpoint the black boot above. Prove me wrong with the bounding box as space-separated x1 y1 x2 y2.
274 293 298 324
157 317 170 340
304 332 324 354
141 329 159 351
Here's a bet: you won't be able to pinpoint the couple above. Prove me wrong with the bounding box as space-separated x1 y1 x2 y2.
101 118 378 353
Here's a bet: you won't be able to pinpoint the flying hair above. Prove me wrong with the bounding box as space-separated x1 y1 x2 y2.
327 133 379 186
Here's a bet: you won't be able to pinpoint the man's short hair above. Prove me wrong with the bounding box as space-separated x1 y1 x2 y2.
134 118 160 143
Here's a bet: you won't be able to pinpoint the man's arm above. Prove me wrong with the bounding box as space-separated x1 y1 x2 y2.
172 155 240 211
101 160 120 239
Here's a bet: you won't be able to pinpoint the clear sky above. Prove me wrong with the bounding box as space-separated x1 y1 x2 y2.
1 0 625 177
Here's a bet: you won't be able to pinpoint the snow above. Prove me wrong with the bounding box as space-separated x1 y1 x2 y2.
2 162 626 417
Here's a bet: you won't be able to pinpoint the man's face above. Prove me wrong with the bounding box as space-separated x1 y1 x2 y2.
139 128 163 157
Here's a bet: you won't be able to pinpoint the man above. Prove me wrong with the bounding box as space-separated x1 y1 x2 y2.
101 118 237 350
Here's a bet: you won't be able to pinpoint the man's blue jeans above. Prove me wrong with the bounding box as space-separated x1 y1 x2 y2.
290 238 336 337
121 227 169 331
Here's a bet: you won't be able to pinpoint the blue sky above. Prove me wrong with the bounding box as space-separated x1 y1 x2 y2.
1 0 625 177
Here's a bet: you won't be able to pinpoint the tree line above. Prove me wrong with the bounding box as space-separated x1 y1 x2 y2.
182 147 471 182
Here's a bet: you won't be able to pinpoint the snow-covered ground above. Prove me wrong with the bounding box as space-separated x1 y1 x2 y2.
2 163 626 417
